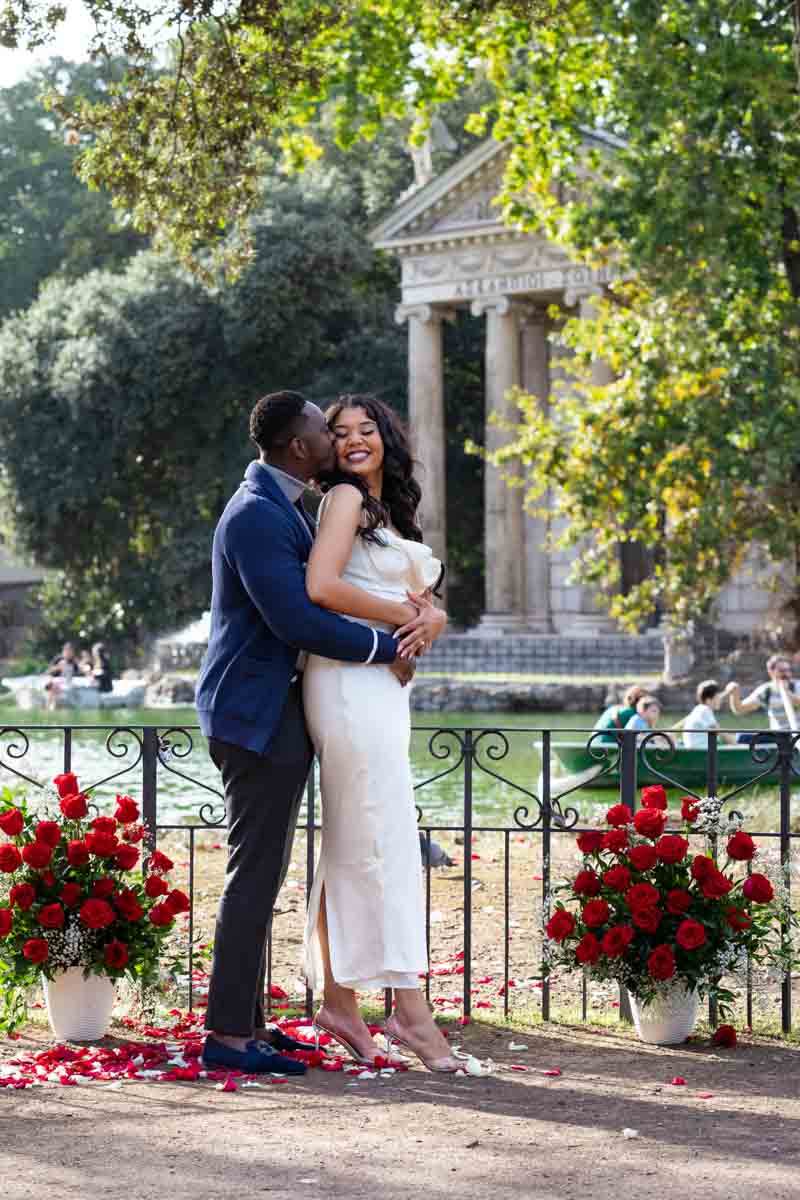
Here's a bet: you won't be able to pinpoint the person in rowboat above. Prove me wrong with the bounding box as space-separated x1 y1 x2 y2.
593 684 648 744
676 680 737 750
727 653 800 740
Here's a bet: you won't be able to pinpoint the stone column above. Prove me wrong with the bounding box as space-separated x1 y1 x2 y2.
471 295 528 632
520 309 552 633
395 303 454 575
557 286 617 635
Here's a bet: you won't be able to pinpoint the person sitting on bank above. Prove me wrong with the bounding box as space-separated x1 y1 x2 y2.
625 694 661 736
43 642 78 710
727 653 800 739
593 684 648 743
677 680 737 750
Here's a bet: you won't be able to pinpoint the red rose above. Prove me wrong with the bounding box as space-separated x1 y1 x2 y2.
144 875 169 898
633 807 667 839
647 944 676 981
626 882 661 911
114 845 140 872
79 898 116 929
90 816 118 835
91 877 116 899
121 823 145 844
60 791 89 820
700 868 734 900
66 839 91 867
655 835 689 865
573 869 602 897
23 937 49 963
165 888 191 915
601 924 635 958
148 902 175 928
38 902 65 929
666 889 692 916
10 882 36 910
149 850 174 874
632 907 662 933
581 899 611 928
41 870 56 889
576 830 604 854
691 854 713 881
628 844 658 872
545 908 576 942
34 820 61 848
640 784 667 810
676 918 706 950
602 865 632 892
726 832 756 862
606 803 632 828
85 831 120 858
104 939 130 969
680 796 700 823
575 932 602 965
115 889 144 922
0 907 13 937
0 843 23 873
60 883 82 907
712 1024 737 1048
22 842 52 869
114 795 140 825
602 828 629 854
54 772 80 798
725 906 752 932
0 808 24 837
742 873 774 904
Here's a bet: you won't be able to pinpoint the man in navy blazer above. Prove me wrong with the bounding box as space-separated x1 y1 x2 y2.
197 391 402 1075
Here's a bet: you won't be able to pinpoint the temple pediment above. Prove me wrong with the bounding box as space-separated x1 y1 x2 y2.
372 134 619 306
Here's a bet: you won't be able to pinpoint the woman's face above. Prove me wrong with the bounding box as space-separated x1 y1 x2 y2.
330 406 385 480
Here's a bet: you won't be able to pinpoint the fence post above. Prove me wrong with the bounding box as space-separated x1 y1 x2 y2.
707 731 719 1030
304 764 316 1021
779 733 793 1035
618 730 637 1024
541 730 551 1023
141 727 158 855
463 729 474 1019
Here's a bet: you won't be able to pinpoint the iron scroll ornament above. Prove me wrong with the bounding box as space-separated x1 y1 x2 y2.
83 727 144 793
0 727 41 789
157 727 225 826
472 728 577 831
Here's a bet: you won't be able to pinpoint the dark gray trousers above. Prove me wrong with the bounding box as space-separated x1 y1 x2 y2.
204 679 313 1036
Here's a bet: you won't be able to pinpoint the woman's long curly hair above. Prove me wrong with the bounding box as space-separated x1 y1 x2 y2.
321 394 423 545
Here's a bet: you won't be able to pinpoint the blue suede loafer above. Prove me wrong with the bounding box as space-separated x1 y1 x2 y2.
202 1035 307 1075
257 1027 315 1054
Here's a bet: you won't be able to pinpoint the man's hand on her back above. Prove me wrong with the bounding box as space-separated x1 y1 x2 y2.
389 659 416 688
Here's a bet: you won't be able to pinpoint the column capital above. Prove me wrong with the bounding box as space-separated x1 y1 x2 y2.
470 295 537 320
563 282 605 309
395 302 457 327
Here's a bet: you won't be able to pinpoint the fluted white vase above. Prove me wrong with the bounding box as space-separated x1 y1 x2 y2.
42 968 115 1041
628 983 699 1045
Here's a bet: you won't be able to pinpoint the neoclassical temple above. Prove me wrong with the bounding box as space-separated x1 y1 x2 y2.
372 137 775 643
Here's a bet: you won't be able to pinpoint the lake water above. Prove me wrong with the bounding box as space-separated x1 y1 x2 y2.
0 703 777 830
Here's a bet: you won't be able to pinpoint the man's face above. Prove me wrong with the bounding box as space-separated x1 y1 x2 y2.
62 644 75 660
771 659 793 681
301 402 336 475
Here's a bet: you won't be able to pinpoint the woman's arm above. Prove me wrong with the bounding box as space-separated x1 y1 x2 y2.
306 485 418 627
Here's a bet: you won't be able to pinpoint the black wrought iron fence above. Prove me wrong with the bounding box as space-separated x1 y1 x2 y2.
0 722 796 1033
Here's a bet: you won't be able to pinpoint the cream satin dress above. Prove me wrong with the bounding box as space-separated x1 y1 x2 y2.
302 492 442 991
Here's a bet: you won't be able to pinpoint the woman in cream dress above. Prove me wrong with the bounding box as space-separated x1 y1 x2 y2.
302 395 458 1072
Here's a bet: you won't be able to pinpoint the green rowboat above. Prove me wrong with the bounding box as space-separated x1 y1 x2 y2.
549 741 791 791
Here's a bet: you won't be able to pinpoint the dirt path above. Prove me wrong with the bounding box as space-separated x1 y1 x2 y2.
2 1020 798 1200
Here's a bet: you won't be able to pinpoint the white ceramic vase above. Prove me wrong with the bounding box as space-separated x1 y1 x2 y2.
42 967 116 1041
628 982 700 1045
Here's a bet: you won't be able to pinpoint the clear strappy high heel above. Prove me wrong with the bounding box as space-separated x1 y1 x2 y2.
384 1015 461 1074
312 1011 379 1066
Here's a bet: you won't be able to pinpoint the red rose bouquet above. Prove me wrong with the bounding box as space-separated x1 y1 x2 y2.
0 775 185 1033
545 784 797 1015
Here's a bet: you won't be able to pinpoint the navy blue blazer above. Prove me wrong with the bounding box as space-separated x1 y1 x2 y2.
196 461 397 754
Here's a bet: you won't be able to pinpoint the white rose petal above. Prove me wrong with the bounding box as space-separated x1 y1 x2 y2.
622 1128 639 1139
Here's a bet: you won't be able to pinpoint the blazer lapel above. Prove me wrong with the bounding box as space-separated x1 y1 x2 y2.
244 461 314 551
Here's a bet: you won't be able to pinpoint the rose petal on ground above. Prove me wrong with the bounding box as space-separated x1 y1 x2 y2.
697 1092 715 1099
542 1069 562 1077
622 1128 639 1139
670 1077 687 1086
508 1042 528 1051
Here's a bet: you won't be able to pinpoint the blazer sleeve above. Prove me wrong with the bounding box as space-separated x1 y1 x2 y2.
227 505 397 664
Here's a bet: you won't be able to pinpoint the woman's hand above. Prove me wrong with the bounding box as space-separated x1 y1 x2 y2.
395 592 447 659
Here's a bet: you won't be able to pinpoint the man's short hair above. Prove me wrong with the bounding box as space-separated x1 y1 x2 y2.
766 653 792 674
249 391 307 452
637 695 659 714
697 679 719 704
